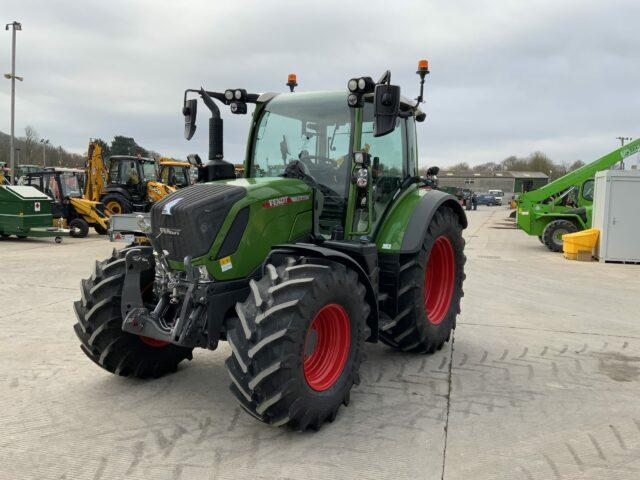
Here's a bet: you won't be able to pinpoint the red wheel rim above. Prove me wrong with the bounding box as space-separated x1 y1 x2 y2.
304 304 351 391
424 235 455 325
139 336 170 348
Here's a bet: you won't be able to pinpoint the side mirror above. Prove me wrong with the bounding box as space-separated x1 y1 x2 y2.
183 99 197 140
373 84 400 137
427 166 440 177
187 153 203 168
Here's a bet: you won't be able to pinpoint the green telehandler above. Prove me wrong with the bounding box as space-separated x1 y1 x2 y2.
516 139 640 251
73 61 468 430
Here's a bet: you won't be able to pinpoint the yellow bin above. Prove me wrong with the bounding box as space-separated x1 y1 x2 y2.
562 228 599 261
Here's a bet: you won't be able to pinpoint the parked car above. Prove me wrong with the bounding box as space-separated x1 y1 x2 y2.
477 193 502 206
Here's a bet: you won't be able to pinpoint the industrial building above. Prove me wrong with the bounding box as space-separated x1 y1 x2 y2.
437 170 549 197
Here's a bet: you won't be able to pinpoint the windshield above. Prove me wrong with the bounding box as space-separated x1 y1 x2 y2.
60 172 82 197
161 165 190 187
251 92 352 197
141 161 158 181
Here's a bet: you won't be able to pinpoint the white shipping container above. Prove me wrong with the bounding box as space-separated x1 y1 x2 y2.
592 170 640 263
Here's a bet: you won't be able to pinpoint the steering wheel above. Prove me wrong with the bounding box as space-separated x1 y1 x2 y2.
299 154 334 171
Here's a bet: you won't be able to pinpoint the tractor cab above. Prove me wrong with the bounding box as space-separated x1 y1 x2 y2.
22 169 83 216
158 158 193 188
247 91 421 237
107 156 158 200
21 169 109 237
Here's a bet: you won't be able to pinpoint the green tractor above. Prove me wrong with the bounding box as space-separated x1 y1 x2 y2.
73 62 467 430
516 139 640 251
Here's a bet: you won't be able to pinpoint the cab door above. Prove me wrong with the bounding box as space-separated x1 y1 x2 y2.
361 102 411 230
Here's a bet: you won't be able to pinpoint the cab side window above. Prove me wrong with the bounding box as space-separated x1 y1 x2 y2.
406 116 418 176
582 179 594 202
361 102 406 227
108 160 119 184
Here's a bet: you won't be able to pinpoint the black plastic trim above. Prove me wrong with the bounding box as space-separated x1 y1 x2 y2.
216 206 250 259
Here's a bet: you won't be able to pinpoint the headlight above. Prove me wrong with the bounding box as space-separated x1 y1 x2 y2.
224 89 234 100
234 89 242 100
356 168 368 188
358 78 366 90
347 94 359 107
348 79 358 92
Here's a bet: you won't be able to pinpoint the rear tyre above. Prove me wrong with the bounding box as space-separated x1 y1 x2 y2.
542 219 577 252
69 218 89 238
102 194 132 215
73 247 193 378
380 207 465 353
225 259 368 430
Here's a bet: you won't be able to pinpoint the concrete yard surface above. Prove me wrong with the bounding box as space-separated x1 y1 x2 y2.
1 207 639 479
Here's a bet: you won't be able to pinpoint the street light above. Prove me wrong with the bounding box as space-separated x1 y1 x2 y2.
616 136 632 170
5 21 22 184
40 139 49 168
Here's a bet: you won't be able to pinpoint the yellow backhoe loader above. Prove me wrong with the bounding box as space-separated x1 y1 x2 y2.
85 141 182 214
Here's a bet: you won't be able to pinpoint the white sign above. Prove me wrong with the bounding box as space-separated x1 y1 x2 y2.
34 202 41 212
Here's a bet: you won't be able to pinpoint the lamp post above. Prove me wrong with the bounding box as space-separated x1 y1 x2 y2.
4 21 22 184
40 139 49 168
616 136 632 169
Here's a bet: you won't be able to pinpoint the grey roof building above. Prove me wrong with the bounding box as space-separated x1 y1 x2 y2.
437 171 549 195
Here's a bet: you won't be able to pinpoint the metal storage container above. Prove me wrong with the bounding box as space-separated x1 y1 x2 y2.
0 185 67 240
592 170 640 263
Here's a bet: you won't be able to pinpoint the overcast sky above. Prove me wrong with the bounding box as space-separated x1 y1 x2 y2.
2 0 639 168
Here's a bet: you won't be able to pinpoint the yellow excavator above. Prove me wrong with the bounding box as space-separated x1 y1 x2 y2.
85 141 190 214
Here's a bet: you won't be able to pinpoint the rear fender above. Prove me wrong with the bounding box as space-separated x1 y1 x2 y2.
266 243 380 343
376 187 467 254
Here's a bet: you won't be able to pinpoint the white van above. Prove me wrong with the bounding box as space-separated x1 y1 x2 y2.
488 189 504 202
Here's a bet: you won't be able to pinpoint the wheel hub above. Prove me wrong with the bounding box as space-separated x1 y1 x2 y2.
424 235 456 325
303 303 350 391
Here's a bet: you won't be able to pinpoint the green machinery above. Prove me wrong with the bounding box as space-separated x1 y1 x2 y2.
73 62 468 430
516 138 640 251
0 185 68 242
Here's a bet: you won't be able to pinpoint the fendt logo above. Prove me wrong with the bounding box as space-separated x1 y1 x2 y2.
159 227 181 236
262 195 310 209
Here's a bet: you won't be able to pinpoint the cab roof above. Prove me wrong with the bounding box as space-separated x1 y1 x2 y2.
257 90 425 117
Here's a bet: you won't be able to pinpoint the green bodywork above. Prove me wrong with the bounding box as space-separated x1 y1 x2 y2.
516 138 640 237
175 90 434 281
0 185 61 238
185 177 313 280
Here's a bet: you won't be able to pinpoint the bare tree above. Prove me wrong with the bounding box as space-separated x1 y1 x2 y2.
24 126 40 164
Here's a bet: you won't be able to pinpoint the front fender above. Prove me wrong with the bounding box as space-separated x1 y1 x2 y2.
266 243 380 343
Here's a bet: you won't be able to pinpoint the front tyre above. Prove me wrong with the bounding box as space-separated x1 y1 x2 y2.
69 218 89 238
72 247 193 378
225 259 368 430
380 206 466 353
542 219 577 252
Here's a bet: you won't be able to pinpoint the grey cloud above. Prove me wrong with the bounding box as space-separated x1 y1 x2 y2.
1 0 638 168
